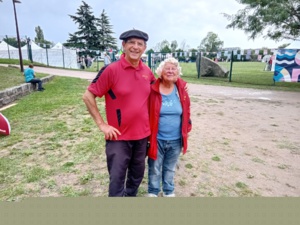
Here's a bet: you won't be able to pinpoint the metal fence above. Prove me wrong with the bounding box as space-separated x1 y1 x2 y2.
0 40 78 69
147 51 233 81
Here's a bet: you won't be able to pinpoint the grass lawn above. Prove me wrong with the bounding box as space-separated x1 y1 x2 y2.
1 59 300 92
179 61 300 92
0 66 49 90
0 75 108 200
0 59 299 200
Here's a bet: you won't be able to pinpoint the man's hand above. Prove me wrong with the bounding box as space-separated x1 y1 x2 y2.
99 123 121 140
184 83 189 93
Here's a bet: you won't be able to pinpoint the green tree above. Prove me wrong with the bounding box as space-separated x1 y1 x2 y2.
160 40 171 53
34 26 44 43
198 32 223 52
96 10 117 51
180 40 187 51
3 36 26 48
153 42 161 52
175 48 185 61
34 26 52 46
66 1 98 50
146 49 154 54
278 43 291 49
189 48 198 62
223 0 300 41
170 40 178 52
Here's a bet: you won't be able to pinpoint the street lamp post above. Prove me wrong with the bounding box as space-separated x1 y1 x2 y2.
12 0 23 72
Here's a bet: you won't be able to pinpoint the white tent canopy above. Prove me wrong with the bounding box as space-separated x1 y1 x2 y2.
0 41 18 50
0 41 20 59
21 41 43 50
51 42 65 49
47 42 77 68
288 41 300 49
0 40 78 69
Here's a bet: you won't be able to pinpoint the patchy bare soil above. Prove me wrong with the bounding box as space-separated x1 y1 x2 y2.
2 65 299 198
170 84 300 197
19 83 300 198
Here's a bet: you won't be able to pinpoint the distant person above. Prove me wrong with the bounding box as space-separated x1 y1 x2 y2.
80 56 85 69
24 64 45 91
87 55 92 68
147 57 192 197
84 56 89 68
104 53 111 66
77 57 82 69
267 57 273 71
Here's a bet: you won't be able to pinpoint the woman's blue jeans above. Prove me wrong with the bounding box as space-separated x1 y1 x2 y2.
148 138 181 196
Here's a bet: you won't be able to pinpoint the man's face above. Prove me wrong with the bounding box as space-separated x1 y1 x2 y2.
122 38 146 62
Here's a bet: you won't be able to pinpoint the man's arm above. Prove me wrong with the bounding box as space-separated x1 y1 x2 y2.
82 89 121 140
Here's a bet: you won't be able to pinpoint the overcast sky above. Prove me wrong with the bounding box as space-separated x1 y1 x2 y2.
0 0 291 50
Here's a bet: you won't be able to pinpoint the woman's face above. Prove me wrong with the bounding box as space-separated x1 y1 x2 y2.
161 62 178 82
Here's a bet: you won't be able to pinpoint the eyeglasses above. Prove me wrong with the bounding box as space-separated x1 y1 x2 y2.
163 67 177 72
126 40 145 47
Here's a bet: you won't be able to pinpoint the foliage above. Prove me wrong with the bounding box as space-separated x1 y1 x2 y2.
180 40 189 51
278 43 291 49
160 40 171 53
34 26 52 46
149 39 192 55
189 48 199 61
175 48 185 62
223 0 300 41
3 36 26 48
198 32 224 52
0 61 299 200
65 1 117 52
66 1 98 50
96 10 117 51
35 26 44 42
152 42 162 52
0 75 107 200
146 49 154 54
171 40 178 52
180 61 300 92
0 65 48 90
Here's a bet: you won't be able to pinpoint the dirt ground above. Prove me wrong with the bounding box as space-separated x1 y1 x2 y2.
172 84 300 197
2 65 299 197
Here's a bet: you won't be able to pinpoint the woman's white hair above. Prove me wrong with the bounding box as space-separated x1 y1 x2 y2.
155 57 182 78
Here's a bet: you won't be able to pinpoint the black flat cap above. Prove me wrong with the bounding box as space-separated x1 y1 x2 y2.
119 29 149 41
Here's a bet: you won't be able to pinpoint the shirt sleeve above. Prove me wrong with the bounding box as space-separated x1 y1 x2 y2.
88 67 113 98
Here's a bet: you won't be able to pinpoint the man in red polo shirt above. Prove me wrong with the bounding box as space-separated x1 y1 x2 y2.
82 29 155 197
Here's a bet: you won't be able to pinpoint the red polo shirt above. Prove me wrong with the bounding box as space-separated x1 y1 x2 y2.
88 54 155 140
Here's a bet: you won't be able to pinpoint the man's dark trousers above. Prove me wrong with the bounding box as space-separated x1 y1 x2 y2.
105 137 148 197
